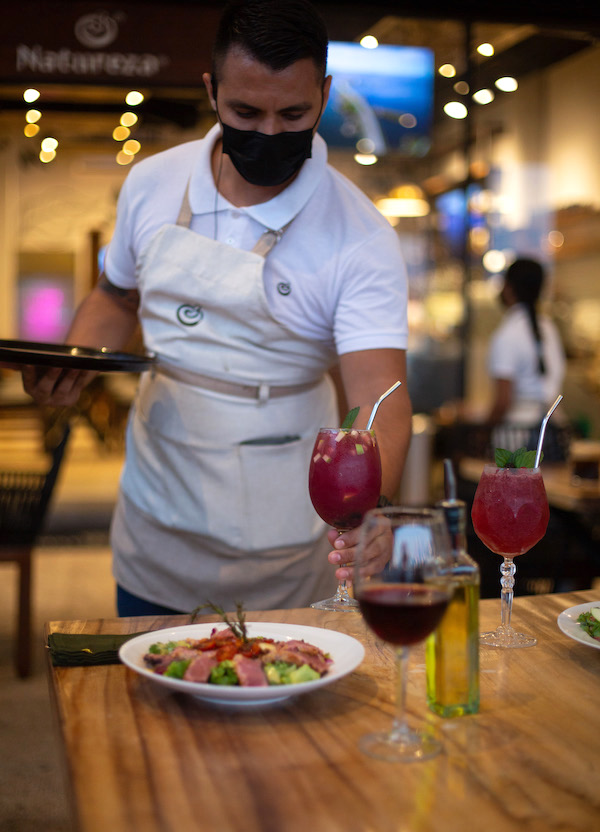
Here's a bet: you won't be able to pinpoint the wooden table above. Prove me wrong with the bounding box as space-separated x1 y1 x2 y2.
459 456 600 514
46 591 600 832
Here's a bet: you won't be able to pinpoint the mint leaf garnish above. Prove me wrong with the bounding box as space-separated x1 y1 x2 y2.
513 448 538 468
495 446 542 468
341 406 360 429
494 448 513 468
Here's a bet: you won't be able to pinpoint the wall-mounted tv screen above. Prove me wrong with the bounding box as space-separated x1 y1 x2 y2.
319 42 434 156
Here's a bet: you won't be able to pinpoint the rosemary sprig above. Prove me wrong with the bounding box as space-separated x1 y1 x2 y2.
190 600 248 641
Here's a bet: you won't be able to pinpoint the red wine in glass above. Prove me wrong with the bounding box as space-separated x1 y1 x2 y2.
359 585 450 646
308 427 381 611
353 507 453 763
471 464 549 648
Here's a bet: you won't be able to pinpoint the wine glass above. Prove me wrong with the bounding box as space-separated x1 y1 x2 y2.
353 507 454 762
471 464 550 648
308 427 382 611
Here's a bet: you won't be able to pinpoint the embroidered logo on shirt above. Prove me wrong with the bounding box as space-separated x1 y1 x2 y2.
277 282 291 296
176 304 203 326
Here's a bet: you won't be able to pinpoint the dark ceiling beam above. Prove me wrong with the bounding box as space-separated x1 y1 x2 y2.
126 0 600 35
439 33 593 92
0 98 202 128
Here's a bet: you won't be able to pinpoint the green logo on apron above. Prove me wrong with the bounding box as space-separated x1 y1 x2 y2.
177 304 203 326
277 282 291 296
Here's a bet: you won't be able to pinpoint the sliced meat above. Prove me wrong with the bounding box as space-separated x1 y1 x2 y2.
142 653 179 674
171 646 202 662
184 650 218 683
260 647 305 668
276 640 332 674
233 654 268 687
210 628 238 643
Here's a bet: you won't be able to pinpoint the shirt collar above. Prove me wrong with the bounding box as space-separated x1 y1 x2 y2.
188 123 327 229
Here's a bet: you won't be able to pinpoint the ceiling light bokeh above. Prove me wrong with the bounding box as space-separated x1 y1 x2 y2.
438 64 456 78
125 91 144 106
375 185 430 218
359 35 379 49
495 76 519 92
443 101 468 119
473 88 495 105
120 112 139 127
354 153 378 166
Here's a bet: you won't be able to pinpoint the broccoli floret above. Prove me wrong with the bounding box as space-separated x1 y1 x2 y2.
264 661 320 685
209 660 239 685
164 659 191 679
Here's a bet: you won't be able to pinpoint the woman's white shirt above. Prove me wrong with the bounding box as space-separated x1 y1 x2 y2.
487 303 566 424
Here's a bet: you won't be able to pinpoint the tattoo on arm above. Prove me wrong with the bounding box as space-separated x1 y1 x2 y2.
98 274 139 311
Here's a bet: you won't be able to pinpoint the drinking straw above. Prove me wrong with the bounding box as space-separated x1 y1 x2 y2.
443 458 457 500
366 381 402 430
534 394 563 468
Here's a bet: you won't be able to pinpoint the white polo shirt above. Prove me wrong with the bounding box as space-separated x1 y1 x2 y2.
105 124 408 357
488 303 566 424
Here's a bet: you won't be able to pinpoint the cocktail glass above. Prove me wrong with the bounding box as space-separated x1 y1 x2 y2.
308 427 381 611
471 464 550 648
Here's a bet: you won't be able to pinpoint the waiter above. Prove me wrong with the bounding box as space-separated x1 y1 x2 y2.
21 0 412 615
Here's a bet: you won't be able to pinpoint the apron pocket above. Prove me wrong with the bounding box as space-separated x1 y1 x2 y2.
238 434 324 551
122 413 324 553
121 413 247 550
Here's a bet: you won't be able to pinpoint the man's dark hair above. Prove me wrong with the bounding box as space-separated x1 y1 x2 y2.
211 0 329 93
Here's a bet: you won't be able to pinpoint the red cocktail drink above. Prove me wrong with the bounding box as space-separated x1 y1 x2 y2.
471 466 549 556
471 464 549 648
309 428 381 531
308 428 381 611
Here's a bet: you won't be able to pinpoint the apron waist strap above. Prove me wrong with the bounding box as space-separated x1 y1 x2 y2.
156 364 322 403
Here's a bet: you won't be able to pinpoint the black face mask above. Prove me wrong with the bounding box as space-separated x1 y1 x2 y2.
219 121 314 187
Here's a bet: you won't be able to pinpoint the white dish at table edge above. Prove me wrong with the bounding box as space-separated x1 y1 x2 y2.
557 601 600 650
119 621 365 705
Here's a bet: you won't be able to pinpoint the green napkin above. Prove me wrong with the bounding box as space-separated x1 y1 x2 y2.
47 631 149 666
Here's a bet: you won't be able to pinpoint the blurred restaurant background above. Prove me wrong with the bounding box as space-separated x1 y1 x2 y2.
1 0 600 624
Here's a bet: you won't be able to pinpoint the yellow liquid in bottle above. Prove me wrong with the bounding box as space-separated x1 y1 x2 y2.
426 573 480 718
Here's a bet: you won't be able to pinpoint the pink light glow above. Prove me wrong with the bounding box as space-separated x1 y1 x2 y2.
21 284 67 341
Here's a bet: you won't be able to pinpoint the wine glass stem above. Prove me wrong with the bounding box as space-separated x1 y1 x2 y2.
500 557 516 630
390 646 411 743
335 530 352 600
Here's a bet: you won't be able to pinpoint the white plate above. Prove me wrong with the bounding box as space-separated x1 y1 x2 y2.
119 622 365 706
557 602 600 650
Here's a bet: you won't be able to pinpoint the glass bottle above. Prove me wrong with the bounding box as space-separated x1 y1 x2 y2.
426 461 480 717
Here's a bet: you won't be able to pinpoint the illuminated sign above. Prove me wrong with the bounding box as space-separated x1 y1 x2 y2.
1 1 220 86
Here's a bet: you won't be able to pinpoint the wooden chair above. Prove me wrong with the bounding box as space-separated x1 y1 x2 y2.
0 420 71 677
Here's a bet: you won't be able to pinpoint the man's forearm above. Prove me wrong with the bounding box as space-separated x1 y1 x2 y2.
338 348 413 502
372 399 412 500
66 280 140 351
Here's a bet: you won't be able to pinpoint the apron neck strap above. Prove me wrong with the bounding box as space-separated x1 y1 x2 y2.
251 221 293 257
176 181 293 257
176 182 193 227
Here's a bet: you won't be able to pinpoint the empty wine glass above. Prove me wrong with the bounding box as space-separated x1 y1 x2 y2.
353 507 453 762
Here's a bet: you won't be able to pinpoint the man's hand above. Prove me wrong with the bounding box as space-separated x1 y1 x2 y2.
16 274 140 408
21 365 98 407
327 521 391 583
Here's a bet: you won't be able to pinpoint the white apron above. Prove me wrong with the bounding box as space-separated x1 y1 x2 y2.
111 186 338 612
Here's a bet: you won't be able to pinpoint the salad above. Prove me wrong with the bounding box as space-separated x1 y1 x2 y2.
142 606 332 687
577 606 600 641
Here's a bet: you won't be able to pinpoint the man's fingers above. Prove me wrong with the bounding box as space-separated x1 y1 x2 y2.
21 365 97 406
